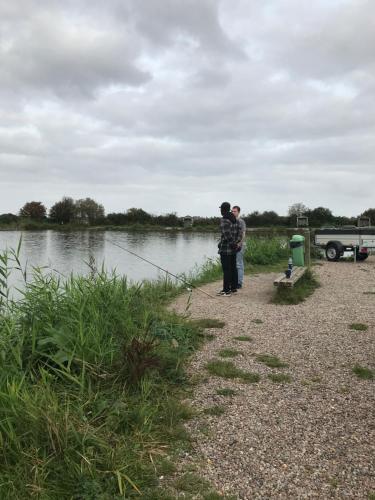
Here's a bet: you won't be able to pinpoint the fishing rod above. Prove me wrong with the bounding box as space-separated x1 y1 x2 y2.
105 238 215 299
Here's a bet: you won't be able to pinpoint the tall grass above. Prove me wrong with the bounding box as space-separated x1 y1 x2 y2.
244 237 289 265
0 247 205 499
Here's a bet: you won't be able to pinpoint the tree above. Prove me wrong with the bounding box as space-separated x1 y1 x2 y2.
19 201 46 220
0 213 18 224
125 208 153 224
75 198 105 225
361 208 375 225
49 197 76 224
106 212 127 225
307 207 334 227
156 212 179 227
259 210 280 226
288 203 309 217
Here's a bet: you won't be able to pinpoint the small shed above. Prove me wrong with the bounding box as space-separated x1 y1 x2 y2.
296 216 309 227
183 215 193 228
357 216 371 227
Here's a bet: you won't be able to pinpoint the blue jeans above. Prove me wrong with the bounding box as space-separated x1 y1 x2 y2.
236 244 245 286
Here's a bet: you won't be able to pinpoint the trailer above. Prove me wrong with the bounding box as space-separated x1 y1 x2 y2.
314 227 375 261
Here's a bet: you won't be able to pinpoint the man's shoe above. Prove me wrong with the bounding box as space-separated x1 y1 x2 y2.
217 290 231 296
237 284 242 289
231 289 238 294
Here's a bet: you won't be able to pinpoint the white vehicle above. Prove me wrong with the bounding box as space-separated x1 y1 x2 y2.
314 226 375 261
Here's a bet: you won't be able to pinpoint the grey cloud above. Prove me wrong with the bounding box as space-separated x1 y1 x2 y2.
1 5 149 99
0 0 374 217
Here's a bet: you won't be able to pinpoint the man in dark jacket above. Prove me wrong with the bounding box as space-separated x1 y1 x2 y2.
217 202 242 296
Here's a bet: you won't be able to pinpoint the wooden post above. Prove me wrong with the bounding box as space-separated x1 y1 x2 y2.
305 229 311 268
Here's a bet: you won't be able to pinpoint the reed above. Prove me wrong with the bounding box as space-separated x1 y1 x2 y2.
0 246 204 498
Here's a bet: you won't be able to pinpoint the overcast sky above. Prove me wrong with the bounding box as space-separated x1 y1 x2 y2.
1 0 374 217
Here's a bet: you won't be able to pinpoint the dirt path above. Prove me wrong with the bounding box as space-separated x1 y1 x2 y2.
171 259 375 499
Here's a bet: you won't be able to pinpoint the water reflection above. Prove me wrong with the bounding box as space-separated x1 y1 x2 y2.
0 230 219 286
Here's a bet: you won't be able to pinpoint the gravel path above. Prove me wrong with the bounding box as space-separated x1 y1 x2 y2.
171 259 375 499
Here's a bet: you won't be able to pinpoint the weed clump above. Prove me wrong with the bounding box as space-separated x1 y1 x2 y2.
349 323 368 331
206 360 260 383
256 354 288 368
218 348 241 358
203 405 225 416
191 318 225 329
268 373 292 383
352 365 374 380
216 388 237 396
233 335 253 342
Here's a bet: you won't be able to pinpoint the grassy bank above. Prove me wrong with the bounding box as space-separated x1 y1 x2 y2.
0 265 201 498
0 237 289 499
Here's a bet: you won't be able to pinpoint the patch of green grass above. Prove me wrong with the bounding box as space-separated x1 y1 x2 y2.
352 364 374 380
206 360 260 384
252 319 263 324
256 354 288 368
268 373 292 383
272 269 320 305
174 473 211 494
233 335 253 342
241 372 261 383
218 348 241 358
203 492 237 500
191 318 225 329
368 492 375 500
141 487 177 500
203 405 225 416
216 388 237 396
156 458 177 476
205 333 216 341
349 323 368 331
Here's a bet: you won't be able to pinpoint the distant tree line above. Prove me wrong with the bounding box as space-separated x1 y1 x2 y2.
0 199 374 228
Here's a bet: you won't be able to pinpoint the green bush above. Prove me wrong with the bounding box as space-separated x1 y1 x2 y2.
244 237 289 265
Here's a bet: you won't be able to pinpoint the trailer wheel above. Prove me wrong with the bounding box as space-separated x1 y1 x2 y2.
355 249 369 261
326 243 341 261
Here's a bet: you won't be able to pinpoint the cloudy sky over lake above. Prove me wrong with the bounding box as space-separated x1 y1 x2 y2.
1 0 374 216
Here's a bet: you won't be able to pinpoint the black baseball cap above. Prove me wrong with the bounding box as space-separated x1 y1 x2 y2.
219 202 231 211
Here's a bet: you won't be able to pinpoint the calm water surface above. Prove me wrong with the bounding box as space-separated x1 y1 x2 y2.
0 230 220 287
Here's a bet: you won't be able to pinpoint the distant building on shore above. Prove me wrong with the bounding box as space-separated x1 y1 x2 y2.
183 215 193 228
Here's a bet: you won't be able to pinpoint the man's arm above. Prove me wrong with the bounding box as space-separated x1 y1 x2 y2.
240 219 246 244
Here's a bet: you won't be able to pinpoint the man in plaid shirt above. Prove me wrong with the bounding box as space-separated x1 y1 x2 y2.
217 202 243 296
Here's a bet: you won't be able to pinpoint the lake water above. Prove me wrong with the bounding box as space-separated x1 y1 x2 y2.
0 230 220 288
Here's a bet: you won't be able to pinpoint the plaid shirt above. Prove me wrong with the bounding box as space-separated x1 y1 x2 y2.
218 217 242 255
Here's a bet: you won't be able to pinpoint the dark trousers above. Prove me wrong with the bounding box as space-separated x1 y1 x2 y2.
220 253 238 292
